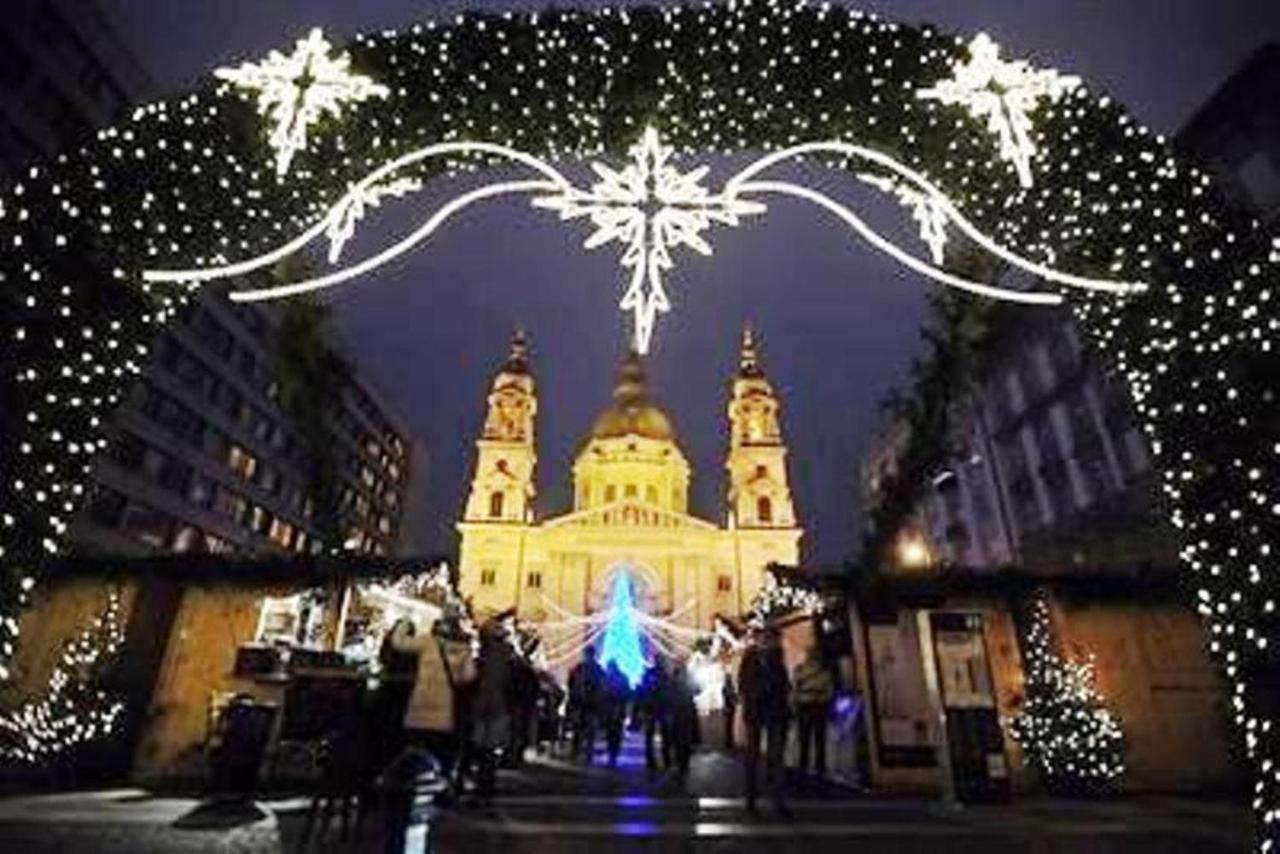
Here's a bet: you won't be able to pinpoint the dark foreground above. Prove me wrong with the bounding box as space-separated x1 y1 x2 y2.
0 741 1250 853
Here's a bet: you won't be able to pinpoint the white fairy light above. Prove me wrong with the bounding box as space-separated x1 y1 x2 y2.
215 28 389 178
917 32 1081 188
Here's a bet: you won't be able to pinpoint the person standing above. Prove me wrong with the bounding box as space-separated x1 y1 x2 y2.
638 656 673 772
507 635 539 767
601 660 630 767
471 613 517 805
738 626 792 816
792 644 834 785
568 645 604 762
388 611 476 784
721 671 739 750
668 659 699 781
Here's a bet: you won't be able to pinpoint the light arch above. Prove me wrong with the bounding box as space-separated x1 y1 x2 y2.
0 2 1274 840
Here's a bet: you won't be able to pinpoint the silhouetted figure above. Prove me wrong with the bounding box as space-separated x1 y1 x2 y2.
470 615 517 805
638 656 673 772
792 644 835 784
722 672 739 750
388 613 475 784
739 626 791 816
602 660 631 767
568 645 604 762
669 660 699 781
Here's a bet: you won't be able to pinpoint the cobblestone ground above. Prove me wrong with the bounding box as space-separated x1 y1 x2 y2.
0 736 1253 853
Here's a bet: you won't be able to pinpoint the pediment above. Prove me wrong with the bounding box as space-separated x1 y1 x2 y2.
542 499 719 532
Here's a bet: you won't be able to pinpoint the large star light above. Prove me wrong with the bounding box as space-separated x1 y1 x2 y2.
917 33 1081 188
216 28 389 178
533 128 765 354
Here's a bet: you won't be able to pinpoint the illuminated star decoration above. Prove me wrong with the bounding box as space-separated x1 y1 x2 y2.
215 28 389 178
533 127 765 354
146 132 1146 355
917 33 1081 188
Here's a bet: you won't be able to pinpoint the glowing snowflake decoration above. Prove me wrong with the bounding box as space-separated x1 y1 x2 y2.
859 173 950 264
534 127 765 353
215 28 389 178
326 176 423 263
917 33 1081 188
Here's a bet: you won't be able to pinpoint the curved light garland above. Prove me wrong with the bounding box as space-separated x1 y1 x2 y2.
142 128 1144 354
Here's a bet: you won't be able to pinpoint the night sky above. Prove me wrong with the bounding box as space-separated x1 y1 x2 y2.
101 1 1280 564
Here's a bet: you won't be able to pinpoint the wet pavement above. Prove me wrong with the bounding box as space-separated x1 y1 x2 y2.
0 735 1253 852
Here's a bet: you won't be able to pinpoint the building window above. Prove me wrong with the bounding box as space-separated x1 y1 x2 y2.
645 485 658 505
228 444 257 480
88 487 127 527
188 473 215 509
480 569 497 586
757 495 773 524
489 490 505 518
268 517 294 548
172 525 203 553
755 464 768 479
717 574 733 593
214 486 247 521
120 502 173 549
605 485 617 503
527 571 542 589
625 484 637 498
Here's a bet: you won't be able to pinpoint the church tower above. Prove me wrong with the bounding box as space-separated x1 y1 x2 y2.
726 326 798 530
463 329 537 524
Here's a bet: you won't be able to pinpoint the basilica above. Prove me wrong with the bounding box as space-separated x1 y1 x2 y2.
457 329 803 630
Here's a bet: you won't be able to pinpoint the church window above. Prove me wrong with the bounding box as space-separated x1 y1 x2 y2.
755 464 768 479
489 491 505 518
480 569 496 586
645 485 658 505
527 571 542 588
605 485 617 503
757 495 773 524
625 484 637 499
717 574 733 593
496 459 509 474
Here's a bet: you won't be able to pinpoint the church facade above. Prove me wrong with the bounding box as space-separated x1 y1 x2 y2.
457 330 802 630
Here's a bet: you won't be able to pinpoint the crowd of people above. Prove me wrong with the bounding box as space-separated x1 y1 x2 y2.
374 608 844 816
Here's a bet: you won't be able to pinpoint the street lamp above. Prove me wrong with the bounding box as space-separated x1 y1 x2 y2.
897 534 932 569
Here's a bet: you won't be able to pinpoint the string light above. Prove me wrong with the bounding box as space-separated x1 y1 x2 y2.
747 568 823 627
0 4 1274 844
0 591 125 764
1010 594 1125 795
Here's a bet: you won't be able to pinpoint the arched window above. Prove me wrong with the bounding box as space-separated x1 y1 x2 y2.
625 484 637 499
489 490 505 518
757 495 773 524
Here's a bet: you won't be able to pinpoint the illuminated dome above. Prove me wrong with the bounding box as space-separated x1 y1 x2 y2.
589 352 676 442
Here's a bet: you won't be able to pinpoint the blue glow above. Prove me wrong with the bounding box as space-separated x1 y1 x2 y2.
599 570 647 689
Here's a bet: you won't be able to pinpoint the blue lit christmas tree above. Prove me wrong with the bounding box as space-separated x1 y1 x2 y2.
599 570 647 688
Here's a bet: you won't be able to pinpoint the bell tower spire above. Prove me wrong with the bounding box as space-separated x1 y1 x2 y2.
463 328 537 523
726 325 797 529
